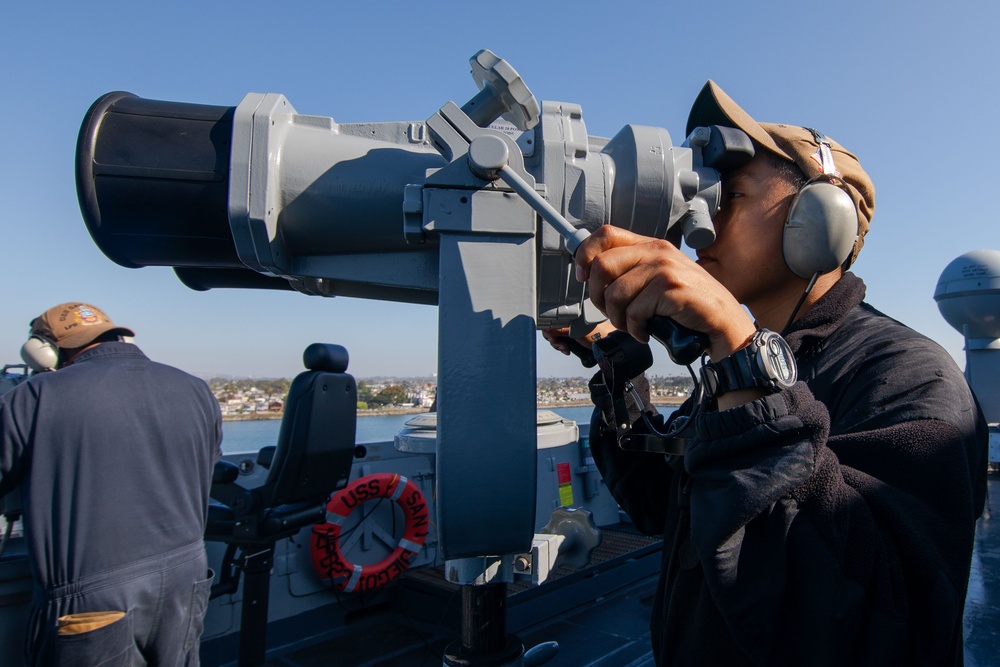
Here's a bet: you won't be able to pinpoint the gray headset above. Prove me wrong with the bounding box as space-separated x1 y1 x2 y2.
20 336 62 373
782 129 859 279
20 332 133 372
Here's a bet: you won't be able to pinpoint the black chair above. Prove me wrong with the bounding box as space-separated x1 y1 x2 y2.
205 343 357 667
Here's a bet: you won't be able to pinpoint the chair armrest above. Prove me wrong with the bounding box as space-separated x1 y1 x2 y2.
213 460 240 484
257 446 276 469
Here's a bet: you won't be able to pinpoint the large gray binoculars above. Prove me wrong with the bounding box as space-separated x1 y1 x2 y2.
76 49 751 334
76 50 754 559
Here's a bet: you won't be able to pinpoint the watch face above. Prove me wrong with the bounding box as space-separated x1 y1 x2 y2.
760 332 797 388
701 329 797 399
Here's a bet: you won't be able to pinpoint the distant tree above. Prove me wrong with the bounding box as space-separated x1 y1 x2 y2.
357 380 376 404
372 384 407 407
260 379 290 401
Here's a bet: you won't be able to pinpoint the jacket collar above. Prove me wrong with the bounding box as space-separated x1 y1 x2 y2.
783 272 867 353
69 341 148 365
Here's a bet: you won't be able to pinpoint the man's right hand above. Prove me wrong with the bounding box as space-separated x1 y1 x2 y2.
573 226 757 363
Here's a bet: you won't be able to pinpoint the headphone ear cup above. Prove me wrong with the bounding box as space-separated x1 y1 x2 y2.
783 181 859 279
21 337 62 373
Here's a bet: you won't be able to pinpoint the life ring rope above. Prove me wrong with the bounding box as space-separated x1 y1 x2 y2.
311 472 430 593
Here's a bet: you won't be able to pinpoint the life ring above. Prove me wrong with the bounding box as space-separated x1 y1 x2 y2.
310 473 430 593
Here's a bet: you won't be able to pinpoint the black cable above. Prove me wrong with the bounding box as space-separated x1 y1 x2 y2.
782 272 819 335
627 364 704 443
0 514 16 558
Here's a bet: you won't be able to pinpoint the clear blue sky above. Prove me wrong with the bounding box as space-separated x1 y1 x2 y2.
2 1 996 379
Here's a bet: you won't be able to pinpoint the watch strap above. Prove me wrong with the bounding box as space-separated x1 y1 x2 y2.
700 329 797 400
702 345 756 398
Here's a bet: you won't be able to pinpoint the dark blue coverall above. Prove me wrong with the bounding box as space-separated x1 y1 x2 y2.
0 342 222 666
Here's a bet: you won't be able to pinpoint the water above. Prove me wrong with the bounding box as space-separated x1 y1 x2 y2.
221 405 600 454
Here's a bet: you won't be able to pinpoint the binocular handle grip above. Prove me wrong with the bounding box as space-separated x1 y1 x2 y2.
560 316 707 369
647 315 709 367
557 336 597 368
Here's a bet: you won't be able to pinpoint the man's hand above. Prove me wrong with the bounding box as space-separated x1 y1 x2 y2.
541 320 618 357
574 226 756 363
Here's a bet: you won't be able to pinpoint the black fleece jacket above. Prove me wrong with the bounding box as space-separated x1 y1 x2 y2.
589 273 988 666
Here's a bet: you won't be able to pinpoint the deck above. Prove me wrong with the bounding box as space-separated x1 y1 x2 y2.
202 476 1000 666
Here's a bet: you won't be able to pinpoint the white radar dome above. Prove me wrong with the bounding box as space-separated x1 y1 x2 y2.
934 249 1000 340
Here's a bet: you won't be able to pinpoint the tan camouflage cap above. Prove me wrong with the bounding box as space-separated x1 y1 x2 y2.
30 302 134 349
687 80 876 266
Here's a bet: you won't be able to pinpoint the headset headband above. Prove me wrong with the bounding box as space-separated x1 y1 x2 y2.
803 127 842 183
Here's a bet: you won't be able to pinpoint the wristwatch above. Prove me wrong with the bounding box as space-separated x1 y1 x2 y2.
701 329 797 399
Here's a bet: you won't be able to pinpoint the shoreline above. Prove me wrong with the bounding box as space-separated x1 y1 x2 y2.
221 397 685 422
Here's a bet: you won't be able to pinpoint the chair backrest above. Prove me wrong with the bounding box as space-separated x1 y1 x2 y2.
259 343 357 507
